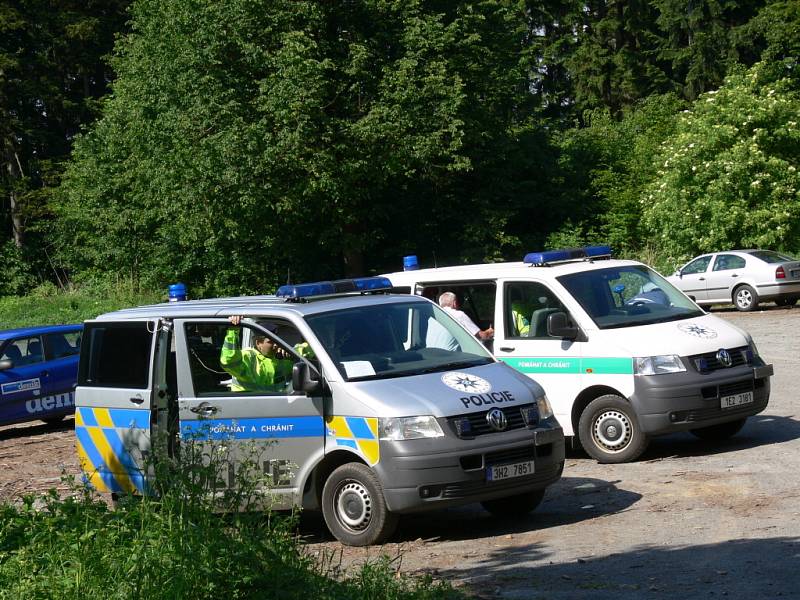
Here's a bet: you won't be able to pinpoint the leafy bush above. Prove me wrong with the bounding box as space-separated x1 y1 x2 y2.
642 61 800 267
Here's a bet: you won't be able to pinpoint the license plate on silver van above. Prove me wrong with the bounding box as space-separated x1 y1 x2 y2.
720 391 753 409
487 460 534 481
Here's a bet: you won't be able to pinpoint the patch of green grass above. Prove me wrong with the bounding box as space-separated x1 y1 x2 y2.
0 278 162 329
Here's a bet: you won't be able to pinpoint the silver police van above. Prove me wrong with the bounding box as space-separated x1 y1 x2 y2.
74 277 564 546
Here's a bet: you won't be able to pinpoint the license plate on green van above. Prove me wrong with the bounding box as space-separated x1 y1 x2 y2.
720 390 753 409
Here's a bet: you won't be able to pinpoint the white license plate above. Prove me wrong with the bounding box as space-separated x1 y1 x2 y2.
791 270 800 278
720 390 753 409
487 460 534 481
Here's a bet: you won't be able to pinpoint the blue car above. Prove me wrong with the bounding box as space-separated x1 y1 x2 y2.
0 324 82 426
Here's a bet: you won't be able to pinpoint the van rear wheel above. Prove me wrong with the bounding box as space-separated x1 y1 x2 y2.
481 489 546 517
578 395 649 463
690 418 747 441
322 462 398 546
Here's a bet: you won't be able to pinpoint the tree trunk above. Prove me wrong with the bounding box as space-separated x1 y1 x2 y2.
5 159 24 248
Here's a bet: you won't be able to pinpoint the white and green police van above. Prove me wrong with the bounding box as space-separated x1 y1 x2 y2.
74 278 564 546
385 247 774 463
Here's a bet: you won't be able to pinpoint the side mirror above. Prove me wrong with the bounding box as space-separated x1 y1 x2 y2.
0 359 13 371
292 361 320 394
673 270 681 278
547 312 578 340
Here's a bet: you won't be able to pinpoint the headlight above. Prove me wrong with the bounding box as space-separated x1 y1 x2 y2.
634 355 686 375
379 416 444 440
537 395 554 420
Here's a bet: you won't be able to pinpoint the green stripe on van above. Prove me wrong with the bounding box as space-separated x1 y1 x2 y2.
499 356 633 375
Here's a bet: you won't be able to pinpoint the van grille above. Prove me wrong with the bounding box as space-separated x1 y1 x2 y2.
447 403 537 439
689 346 750 373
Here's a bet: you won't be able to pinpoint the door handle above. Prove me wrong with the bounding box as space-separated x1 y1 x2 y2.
129 395 144 405
698 277 705 281
190 403 218 417
498 346 515 352
731 274 738 278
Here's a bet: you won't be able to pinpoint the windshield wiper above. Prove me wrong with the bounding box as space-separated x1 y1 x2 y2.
416 359 491 375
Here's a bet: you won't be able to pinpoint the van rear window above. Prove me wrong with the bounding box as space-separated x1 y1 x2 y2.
79 323 154 388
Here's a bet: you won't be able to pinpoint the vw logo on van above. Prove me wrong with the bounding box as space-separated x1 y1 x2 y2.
486 408 507 432
716 348 733 367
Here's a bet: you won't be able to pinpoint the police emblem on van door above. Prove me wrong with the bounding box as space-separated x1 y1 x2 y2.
441 371 492 394
486 408 507 432
677 323 718 339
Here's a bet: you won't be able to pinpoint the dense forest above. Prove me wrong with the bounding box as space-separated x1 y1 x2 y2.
1 0 798 297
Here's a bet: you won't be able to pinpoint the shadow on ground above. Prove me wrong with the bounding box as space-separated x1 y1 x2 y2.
562 413 800 463
0 416 73 441
430 535 800 599
300 475 641 544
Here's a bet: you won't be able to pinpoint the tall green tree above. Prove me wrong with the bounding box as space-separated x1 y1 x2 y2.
57 0 558 293
654 0 764 100
0 0 128 291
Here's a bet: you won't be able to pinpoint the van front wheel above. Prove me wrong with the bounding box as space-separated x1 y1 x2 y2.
322 463 398 546
578 395 649 463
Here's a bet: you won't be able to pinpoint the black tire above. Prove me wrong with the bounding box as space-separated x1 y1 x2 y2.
578 394 650 463
42 415 65 425
690 418 747 441
481 489 546 518
321 462 398 546
775 297 798 307
733 284 759 312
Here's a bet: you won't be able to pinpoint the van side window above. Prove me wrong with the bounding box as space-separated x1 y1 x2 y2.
505 282 567 339
79 324 153 388
418 282 496 334
185 321 312 396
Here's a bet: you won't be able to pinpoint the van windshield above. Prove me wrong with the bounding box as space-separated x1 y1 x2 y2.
558 265 704 329
304 301 494 381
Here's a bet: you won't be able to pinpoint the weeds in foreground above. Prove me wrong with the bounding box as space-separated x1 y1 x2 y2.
0 432 461 599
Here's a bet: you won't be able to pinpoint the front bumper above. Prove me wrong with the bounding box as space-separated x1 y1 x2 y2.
630 363 773 435
375 420 565 514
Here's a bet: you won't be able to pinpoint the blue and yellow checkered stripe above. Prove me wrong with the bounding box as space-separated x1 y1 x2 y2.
326 416 379 465
75 407 150 494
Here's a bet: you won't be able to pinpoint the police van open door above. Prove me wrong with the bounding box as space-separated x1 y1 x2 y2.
75 318 164 495
173 318 325 509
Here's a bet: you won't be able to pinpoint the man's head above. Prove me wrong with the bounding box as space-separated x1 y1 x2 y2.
438 291 458 309
254 324 279 357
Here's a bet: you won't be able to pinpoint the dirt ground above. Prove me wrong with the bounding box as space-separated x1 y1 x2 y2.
2 306 798 598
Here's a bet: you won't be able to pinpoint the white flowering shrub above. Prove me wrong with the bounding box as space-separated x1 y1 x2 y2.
642 62 800 267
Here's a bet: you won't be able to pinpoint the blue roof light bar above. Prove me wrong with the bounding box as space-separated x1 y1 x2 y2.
276 277 393 301
523 245 612 266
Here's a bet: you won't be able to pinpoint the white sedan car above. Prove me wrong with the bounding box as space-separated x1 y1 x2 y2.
667 249 800 311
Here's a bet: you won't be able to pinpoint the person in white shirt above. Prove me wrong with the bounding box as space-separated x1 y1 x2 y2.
426 291 494 351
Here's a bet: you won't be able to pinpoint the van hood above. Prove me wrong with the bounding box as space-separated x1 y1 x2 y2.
340 362 545 418
602 314 749 357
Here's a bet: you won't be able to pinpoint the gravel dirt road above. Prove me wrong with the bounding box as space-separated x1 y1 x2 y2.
2 307 798 598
